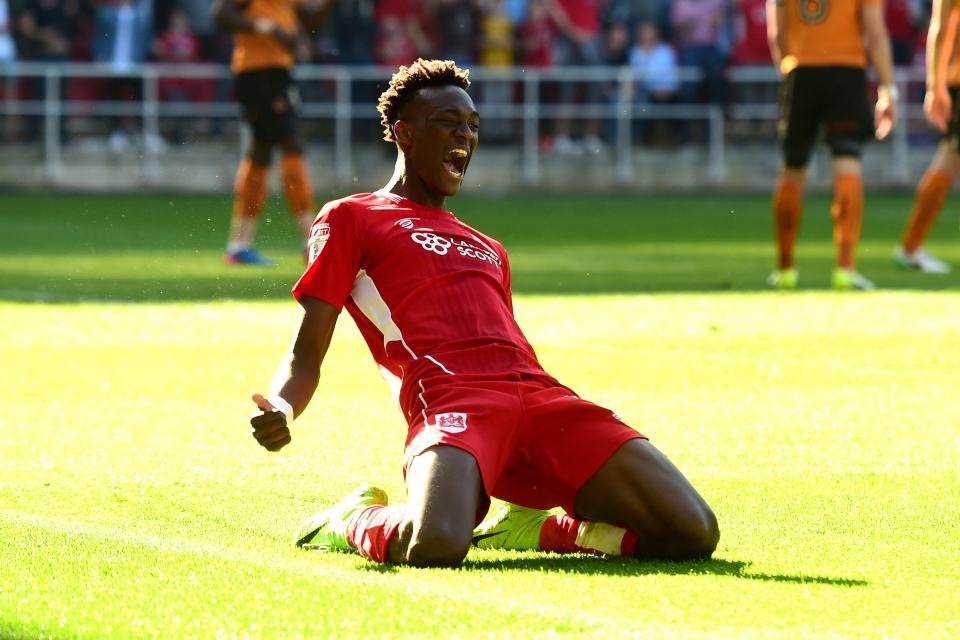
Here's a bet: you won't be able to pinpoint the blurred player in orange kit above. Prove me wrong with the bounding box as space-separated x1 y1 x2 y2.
247 60 718 567
213 0 335 266
766 0 897 290
895 0 957 274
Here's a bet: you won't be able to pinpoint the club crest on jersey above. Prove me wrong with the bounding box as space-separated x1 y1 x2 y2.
308 223 330 264
434 412 468 433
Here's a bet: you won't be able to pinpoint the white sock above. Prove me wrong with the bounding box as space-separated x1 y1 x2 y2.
227 241 250 254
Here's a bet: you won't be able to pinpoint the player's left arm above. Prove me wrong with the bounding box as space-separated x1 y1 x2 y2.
296 0 337 32
765 0 785 70
862 1 897 139
250 296 340 452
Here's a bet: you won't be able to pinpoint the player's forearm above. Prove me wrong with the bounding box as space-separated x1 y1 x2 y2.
269 350 321 420
862 4 895 92
766 1 785 68
269 296 340 420
927 0 946 89
867 36 896 94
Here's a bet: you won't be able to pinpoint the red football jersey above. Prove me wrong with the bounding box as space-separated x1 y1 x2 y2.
292 191 551 407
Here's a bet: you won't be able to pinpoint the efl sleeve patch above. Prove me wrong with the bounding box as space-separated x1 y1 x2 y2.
308 223 331 265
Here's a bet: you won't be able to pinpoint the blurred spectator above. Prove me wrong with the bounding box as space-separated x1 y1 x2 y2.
479 0 514 67
0 0 16 62
0 0 20 141
504 0 528 24
517 0 554 149
517 0 553 69
604 19 629 66
433 0 479 66
67 1 96 61
153 6 213 143
16 0 71 62
629 20 679 145
671 0 728 105
886 0 917 66
154 7 205 69
550 0 605 154
729 0 769 67
478 0 515 140
728 0 775 141
93 0 153 69
375 0 433 66
331 0 377 64
0 0 16 141
92 0 154 152
177 0 220 60
13 0 68 141
632 0 673 39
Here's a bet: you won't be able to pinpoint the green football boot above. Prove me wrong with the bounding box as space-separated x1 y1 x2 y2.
832 267 876 291
294 483 388 551
766 268 798 290
472 502 550 551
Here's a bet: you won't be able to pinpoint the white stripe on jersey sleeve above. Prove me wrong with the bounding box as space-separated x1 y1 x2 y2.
350 270 418 359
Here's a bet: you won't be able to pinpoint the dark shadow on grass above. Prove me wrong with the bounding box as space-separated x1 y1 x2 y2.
461 556 867 587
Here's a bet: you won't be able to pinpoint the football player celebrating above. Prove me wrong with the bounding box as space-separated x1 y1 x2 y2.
249 59 718 566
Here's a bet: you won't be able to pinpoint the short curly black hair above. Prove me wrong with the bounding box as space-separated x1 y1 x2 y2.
377 59 471 142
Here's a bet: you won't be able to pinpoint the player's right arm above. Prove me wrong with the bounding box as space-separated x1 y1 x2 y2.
250 200 362 452
250 296 339 452
862 1 897 139
925 0 958 132
211 0 296 51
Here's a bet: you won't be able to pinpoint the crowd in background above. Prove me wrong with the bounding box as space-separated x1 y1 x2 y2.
0 0 938 149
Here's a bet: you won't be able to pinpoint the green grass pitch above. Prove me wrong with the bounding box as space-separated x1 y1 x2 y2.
1 192 958 638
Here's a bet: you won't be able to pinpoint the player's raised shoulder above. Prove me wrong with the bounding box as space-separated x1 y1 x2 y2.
313 193 377 222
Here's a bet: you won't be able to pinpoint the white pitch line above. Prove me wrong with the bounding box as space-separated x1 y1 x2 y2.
0 509 615 632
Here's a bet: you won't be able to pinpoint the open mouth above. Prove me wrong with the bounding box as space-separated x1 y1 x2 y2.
442 148 469 179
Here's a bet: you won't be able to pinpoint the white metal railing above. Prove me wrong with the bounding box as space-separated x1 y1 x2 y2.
0 62 928 188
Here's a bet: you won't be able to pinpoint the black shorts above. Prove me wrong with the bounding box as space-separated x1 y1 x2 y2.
234 67 300 144
778 66 874 168
943 87 960 152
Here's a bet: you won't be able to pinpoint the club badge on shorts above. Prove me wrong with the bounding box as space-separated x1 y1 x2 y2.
308 223 330 264
434 412 468 433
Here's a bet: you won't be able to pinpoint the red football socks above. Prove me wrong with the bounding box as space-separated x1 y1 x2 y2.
346 505 405 563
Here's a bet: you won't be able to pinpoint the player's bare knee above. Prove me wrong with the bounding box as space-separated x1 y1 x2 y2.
404 521 471 567
672 506 719 560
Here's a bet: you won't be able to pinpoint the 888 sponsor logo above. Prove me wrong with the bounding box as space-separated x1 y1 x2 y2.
409 231 500 267
411 232 452 255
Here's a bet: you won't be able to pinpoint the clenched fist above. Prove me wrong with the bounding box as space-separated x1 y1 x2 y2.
250 393 292 452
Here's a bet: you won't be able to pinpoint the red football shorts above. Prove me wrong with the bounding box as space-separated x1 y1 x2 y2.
402 375 645 518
